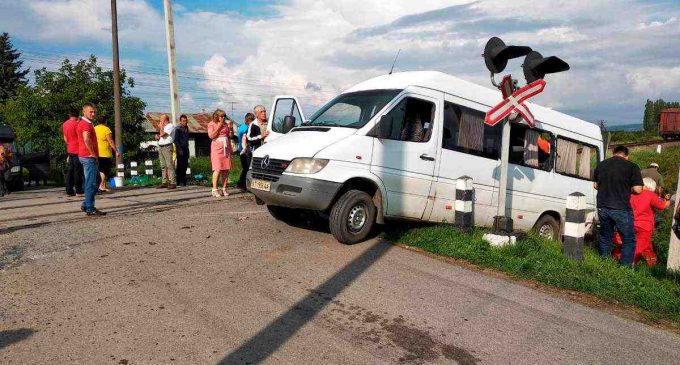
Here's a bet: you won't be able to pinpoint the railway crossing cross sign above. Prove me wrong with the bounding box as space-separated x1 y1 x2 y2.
485 78 546 128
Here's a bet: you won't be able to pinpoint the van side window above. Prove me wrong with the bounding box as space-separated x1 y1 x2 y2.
555 137 599 179
442 101 501 159
372 97 435 142
508 122 553 171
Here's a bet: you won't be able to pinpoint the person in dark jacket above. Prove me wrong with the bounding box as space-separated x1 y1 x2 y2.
593 145 643 266
175 114 190 186
237 113 255 191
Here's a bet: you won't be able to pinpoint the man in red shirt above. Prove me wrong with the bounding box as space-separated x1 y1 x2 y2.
630 177 671 266
77 103 105 216
62 109 84 197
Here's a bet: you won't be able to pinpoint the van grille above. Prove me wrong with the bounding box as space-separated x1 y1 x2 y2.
251 157 290 182
251 172 279 182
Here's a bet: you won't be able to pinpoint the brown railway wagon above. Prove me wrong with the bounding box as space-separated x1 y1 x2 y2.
660 108 680 140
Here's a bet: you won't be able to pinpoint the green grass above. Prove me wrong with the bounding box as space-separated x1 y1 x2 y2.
383 225 680 326
124 155 243 187
608 130 662 144
628 146 679 194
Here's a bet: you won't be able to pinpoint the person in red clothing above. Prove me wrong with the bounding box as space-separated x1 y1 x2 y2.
77 103 105 216
62 109 84 197
630 177 671 266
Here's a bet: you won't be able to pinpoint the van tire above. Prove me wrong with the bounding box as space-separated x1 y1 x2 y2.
329 190 376 244
534 215 560 241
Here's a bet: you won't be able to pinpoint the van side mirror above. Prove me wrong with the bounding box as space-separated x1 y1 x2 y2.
282 115 296 133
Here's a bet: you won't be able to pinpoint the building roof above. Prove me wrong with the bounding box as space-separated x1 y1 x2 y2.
346 71 602 141
144 112 236 134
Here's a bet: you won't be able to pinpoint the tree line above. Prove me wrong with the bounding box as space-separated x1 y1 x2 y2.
643 99 680 133
0 32 146 181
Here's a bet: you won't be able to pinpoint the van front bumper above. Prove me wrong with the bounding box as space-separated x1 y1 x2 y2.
246 171 342 211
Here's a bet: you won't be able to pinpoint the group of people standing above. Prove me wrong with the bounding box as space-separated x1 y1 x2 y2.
594 145 673 266
62 103 120 216
151 104 269 198
204 104 268 197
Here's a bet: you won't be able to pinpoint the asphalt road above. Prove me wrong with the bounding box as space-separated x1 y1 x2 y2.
1 187 679 364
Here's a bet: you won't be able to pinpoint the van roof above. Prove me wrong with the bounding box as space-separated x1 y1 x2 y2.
345 71 601 141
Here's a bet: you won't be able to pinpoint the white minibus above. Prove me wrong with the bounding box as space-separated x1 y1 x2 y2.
247 71 602 244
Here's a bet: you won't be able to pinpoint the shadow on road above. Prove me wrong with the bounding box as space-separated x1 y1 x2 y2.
218 240 392 365
0 328 34 349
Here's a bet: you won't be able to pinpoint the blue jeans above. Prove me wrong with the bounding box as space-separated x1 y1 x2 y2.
79 157 98 212
598 208 636 266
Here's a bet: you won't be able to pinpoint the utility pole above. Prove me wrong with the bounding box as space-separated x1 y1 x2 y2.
163 0 180 125
111 0 123 177
228 101 236 120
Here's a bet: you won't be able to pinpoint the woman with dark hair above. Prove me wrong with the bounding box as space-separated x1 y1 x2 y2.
207 109 233 197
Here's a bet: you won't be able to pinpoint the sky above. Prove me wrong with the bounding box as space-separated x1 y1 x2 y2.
1 0 679 127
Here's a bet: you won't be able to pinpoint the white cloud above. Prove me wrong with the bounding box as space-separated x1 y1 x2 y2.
627 67 680 97
2 0 680 124
637 17 677 30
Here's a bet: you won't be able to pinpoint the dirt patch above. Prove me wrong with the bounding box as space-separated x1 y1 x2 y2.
316 293 478 364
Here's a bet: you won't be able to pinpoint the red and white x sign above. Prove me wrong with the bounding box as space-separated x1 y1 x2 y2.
485 78 546 128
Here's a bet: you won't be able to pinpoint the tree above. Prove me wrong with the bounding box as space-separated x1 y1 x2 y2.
2 55 146 182
642 98 680 133
0 33 29 104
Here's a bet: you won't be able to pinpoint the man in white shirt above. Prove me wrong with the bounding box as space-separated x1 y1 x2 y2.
154 114 176 189
253 105 270 142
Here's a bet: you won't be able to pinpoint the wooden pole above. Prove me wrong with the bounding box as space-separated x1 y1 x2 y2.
111 0 123 177
667 164 680 272
163 0 180 125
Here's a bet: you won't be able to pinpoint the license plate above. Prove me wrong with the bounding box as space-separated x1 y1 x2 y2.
251 179 271 192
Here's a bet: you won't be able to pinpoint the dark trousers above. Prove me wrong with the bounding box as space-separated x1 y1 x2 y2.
598 208 636 266
66 153 84 195
0 168 7 197
238 152 250 188
176 149 189 186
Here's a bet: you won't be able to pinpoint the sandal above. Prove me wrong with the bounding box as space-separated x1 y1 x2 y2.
211 188 221 198
222 187 229 197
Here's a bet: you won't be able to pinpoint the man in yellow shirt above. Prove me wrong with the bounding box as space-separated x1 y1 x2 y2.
94 116 120 192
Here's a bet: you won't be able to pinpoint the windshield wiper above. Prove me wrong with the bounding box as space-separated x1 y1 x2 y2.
312 121 342 127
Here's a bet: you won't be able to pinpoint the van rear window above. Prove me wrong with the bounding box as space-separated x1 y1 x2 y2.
555 137 599 180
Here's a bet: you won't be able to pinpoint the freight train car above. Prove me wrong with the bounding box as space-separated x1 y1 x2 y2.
660 108 680 140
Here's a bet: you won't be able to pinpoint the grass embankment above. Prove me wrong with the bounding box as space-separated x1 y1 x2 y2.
384 145 680 326
608 130 662 144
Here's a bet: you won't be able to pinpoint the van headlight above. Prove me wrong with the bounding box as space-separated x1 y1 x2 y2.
285 158 329 174
10 166 20 173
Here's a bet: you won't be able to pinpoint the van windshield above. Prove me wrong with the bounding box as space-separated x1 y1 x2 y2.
307 89 402 129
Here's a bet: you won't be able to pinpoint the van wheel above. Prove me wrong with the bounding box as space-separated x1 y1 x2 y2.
534 215 560 241
329 190 376 244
